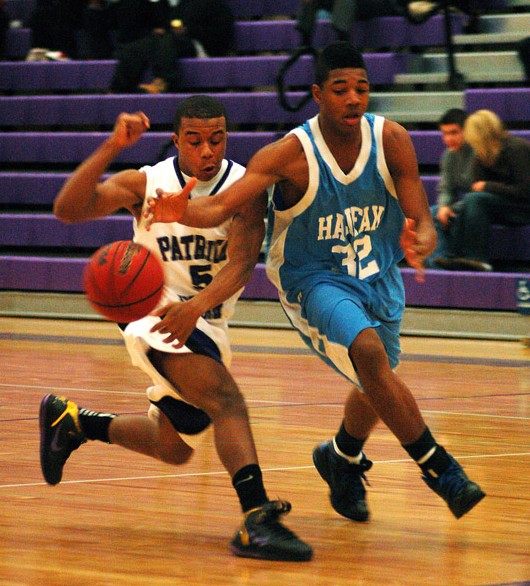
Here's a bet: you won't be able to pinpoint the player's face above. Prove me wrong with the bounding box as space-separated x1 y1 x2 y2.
440 123 465 151
172 117 227 181
313 68 370 135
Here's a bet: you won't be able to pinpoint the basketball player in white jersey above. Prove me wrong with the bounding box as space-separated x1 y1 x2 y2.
146 44 486 522
39 96 312 562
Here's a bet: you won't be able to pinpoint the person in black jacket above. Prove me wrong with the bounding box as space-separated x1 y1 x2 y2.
110 0 234 94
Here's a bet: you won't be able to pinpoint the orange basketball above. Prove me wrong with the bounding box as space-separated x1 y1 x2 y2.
83 240 164 323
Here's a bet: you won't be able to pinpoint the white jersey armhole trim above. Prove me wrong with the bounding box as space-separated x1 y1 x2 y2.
374 115 397 199
276 124 319 218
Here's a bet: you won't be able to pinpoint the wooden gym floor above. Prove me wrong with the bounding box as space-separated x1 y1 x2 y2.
0 317 529 586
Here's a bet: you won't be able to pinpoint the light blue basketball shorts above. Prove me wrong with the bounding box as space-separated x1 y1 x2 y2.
279 280 402 385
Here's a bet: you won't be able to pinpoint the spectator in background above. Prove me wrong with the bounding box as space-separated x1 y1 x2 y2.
83 0 121 60
295 0 406 47
406 1 480 33
435 110 530 272
26 0 86 61
426 108 475 268
110 0 234 94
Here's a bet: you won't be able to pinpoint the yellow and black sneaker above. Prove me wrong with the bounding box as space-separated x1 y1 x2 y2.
39 394 86 485
231 500 313 561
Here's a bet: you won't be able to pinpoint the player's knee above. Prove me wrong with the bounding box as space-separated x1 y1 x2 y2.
350 330 389 377
201 381 247 421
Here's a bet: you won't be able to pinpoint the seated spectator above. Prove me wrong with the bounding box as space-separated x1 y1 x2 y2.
110 0 234 94
435 110 530 272
25 0 86 61
426 108 475 267
295 0 406 48
83 0 121 60
406 1 480 33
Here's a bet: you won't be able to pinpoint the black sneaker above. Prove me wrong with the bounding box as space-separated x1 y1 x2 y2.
422 455 486 519
39 394 86 485
231 500 313 561
313 441 372 522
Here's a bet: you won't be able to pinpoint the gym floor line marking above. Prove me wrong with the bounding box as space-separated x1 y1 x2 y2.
1 451 529 490
1 332 528 367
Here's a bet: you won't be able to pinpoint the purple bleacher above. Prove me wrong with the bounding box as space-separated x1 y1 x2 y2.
0 256 86 293
0 53 404 90
1 129 528 167
0 214 133 248
0 131 283 166
400 268 525 311
0 173 69 205
487 225 530 262
0 257 524 311
0 93 316 127
0 88 530 128
465 89 530 122
4 28 31 59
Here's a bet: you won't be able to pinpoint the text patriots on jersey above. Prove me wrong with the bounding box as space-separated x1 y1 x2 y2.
156 235 228 263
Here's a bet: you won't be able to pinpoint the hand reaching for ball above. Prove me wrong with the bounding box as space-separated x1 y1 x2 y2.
144 177 197 230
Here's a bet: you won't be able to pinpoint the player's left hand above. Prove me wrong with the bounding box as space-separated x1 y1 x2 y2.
149 298 202 348
400 218 425 283
144 177 197 230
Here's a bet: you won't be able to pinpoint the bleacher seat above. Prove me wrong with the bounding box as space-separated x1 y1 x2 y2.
1 0 528 316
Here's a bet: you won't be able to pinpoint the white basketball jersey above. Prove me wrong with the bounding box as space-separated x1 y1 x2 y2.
134 156 246 323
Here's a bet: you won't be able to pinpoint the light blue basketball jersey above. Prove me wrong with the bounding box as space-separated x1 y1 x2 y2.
265 114 406 382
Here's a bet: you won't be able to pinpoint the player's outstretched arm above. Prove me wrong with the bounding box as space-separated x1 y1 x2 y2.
54 112 150 223
146 138 288 229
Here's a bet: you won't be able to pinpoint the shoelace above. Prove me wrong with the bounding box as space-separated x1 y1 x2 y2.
338 458 373 499
438 463 468 497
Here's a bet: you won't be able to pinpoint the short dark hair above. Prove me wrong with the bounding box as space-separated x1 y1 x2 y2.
438 108 468 128
173 95 227 133
315 41 367 86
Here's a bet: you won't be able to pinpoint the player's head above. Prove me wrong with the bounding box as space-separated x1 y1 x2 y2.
438 108 468 151
315 41 367 86
313 42 369 133
172 95 228 182
464 109 506 166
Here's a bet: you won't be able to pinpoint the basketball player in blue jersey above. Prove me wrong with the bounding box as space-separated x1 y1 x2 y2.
38 96 312 562
146 43 486 522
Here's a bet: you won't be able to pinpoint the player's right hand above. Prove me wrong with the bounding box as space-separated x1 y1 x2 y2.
113 112 150 149
144 177 197 230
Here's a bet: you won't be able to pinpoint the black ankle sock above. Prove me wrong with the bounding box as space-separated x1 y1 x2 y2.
78 408 116 443
403 427 452 478
335 421 366 458
232 464 268 513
